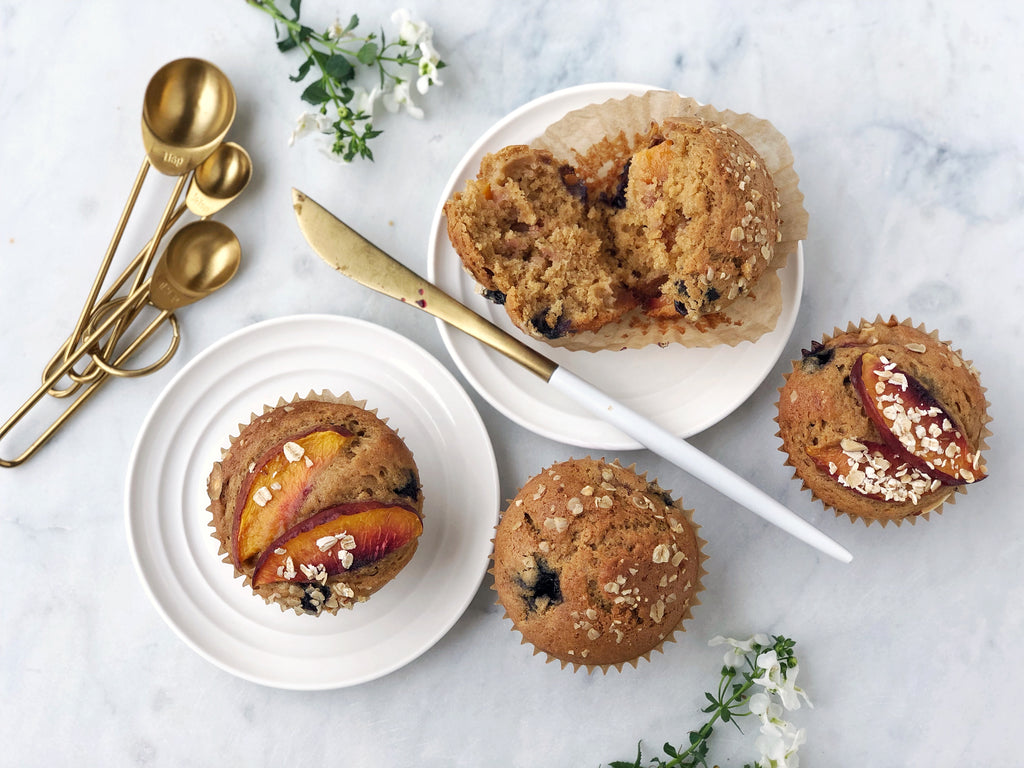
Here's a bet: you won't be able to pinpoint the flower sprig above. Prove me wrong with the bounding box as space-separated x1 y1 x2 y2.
609 634 811 768
247 0 445 161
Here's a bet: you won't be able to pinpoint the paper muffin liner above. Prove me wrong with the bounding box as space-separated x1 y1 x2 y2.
531 90 808 352
206 388 415 615
774 315 992 527
489 457 708 674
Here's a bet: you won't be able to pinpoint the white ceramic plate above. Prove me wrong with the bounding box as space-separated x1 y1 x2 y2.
427 82 803 449
125 315 498 690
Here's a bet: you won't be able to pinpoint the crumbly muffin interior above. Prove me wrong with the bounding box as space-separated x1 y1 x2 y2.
444 145 635 338
609 118 780 319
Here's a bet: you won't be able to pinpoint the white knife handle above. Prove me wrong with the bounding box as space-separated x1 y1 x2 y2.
548 367 852 564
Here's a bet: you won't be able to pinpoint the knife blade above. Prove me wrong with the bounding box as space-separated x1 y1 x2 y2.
292 188 853 564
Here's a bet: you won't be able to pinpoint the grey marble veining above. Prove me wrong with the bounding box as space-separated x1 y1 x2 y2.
1 1 1022 766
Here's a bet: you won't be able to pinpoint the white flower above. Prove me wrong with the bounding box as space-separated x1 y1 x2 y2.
748 692 783 724
754 720 806 768
289 111 333 146
416 38 443 94
709 634 771 669
326 17 347 40
391 9 432 45
350 85 380 116
381 79 423 119
752 651 812 711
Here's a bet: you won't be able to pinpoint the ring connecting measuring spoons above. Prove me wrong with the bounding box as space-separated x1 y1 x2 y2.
0 220 241 468
292 189 853 564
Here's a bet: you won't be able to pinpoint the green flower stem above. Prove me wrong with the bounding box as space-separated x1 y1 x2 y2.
664 675 755 767
247 0 441 160
610 635 803 768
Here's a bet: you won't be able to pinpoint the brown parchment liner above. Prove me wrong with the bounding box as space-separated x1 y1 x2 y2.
489 458 708 674
205 389 419 615
774 316 992 527
530 90 809 351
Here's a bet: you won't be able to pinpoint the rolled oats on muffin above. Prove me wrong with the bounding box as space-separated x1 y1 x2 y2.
207 391 423 615
776 316 990 525
491 458 706 671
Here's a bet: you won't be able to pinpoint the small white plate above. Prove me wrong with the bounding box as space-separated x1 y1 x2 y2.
125 315 499 690
427 82 803 449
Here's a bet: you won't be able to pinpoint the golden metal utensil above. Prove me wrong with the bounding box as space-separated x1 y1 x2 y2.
60 59 236 383
0 220 241 468
96 59 237 366
291 189 853 564
45 140 252 394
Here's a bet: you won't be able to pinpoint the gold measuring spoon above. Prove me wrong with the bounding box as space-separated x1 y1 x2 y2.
46 141 252 395
61 59 236 380
99 59 237 361
0 220 241 468
85 219 243 379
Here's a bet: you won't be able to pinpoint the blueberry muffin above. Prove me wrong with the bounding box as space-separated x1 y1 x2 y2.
444 117 781 348
491 458 705 671
776 317 989 525
207 392 423 615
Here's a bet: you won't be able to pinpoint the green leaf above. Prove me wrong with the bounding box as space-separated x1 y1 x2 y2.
289 0 301 18
608 748 644 768
289 57 313 82
323 54 355 83
276 35 298 53
356 41 379 65
345 13 359 32
662 742 678 757
300 79 330 105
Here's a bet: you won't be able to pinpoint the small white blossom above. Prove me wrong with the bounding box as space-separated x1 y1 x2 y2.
289 111 333 146
709 633 771 669
350 85 380 115
416 39 443 93
382 79 423 119
754 720 806 768
326 17 347 40
752 651 812 711
391 8 432 46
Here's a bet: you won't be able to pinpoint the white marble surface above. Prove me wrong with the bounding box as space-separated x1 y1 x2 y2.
1 1 1020 765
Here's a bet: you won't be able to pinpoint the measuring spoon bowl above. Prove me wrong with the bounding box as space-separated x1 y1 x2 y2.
142 58 237 176
185 142 252 218
148 220 241 311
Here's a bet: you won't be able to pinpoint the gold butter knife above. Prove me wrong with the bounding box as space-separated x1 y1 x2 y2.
292 188 852 564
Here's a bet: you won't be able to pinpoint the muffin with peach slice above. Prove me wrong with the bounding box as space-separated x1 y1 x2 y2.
776 316 990 525
207 392 423 615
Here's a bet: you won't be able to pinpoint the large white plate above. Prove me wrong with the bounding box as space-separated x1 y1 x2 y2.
427 82 803 449
125 315 499 690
